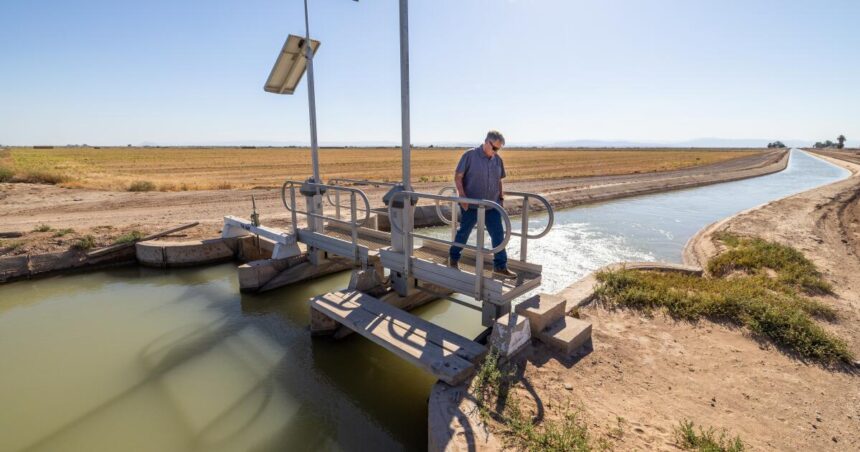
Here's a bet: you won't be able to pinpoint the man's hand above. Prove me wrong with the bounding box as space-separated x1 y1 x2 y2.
454 172 469 211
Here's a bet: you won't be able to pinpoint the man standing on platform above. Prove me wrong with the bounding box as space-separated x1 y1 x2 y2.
448 130 517 279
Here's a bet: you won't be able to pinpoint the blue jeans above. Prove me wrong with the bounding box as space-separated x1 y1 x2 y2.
449 207 508 269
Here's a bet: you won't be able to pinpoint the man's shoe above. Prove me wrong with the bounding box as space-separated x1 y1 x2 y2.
493 267 517 279
448 258 460 270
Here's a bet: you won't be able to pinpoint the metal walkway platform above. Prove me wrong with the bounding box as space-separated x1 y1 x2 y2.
310 290 487 385
413 242 542 301
381 239 543 306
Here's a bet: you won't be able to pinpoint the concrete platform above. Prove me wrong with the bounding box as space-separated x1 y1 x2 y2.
537 316 592 356
136 238 237 267
515 292 566 333
259 256 353 292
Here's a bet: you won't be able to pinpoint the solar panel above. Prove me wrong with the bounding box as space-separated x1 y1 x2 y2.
264 34 321 95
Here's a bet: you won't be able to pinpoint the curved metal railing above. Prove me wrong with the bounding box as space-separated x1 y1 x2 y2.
434 186 555 261
325 178 395 220
280 179 371 251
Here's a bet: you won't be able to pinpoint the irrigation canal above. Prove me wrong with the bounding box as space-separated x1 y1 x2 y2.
0 149 848 451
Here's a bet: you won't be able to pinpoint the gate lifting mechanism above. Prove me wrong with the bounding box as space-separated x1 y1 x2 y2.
253 0 555 326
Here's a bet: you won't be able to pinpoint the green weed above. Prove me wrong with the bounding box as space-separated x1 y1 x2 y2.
114 230 143 244
52 228 75 237
0 166 13 182
1 240 23 251
675 419 745 452
708 232 832 295
32 224 52 232
471 351 606 451
71 235 96 251
594 235 854 366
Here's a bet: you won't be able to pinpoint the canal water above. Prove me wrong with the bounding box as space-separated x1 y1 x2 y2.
0 150 848 451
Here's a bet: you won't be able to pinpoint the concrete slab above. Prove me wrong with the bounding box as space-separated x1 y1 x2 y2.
259 256 353 292
0 255 30 282
515 292 566 333
237 236 276 262
556 273 599 313
237 258 291 292
489 313 531 358
537 317 592 356
136 239 236 267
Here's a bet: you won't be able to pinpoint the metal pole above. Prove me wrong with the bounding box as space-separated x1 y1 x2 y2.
474 206 485 301
289 186 298 234
399 0 411 190
450 200 458 242
303 0 321 183
351 191 359 265
520 197 529 262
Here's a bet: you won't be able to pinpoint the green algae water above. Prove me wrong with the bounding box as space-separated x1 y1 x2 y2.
0 150 848 451
0 265 475 451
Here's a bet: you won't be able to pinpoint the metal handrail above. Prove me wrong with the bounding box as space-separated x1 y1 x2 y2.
434 187 554 239
388 191 511 255
327 178 399 188
434 186 554 262
280 179 371 231
504 191 555 239
325 178 393 219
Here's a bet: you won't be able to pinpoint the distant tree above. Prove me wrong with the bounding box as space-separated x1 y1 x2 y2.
837 134 846 149
767 140 786 148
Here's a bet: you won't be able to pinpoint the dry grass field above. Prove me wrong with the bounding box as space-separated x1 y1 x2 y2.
0 146 761 191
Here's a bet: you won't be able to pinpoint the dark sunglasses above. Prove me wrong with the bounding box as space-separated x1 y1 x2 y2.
488 140 500 152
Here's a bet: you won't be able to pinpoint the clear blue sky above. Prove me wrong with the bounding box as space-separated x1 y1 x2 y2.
1 0 857 146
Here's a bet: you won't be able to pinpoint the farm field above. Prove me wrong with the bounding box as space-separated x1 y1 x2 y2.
0 146 762 191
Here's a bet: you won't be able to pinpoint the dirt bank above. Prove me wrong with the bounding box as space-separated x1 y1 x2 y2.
466 150 858 451
0 150 786 257
685 149 860 355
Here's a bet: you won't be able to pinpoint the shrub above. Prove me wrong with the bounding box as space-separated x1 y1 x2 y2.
128 180 156 192
595 267 852 365
708 232 832 295
114 230 143 244
32 224 52 232
18 170 70 185
1 240 23 251
0 166 13 182
675 419 744 451
52 228 75 237
471 351 604 451
71 235 96 251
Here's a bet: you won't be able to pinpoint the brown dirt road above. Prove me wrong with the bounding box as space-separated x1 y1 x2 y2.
0 150 786 256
